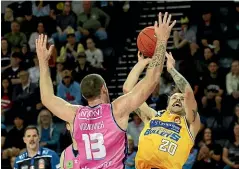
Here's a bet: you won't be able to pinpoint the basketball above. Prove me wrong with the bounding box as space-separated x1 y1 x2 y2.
137 26 157 58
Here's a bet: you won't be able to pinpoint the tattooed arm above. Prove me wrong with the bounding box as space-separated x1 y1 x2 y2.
166 52 200 136
112 12 176 130
123 52 157 123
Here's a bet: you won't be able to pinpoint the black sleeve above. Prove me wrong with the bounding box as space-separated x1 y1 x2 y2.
213 143 222 155
223 140 230 149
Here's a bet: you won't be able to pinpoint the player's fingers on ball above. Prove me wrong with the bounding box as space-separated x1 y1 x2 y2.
163 12 168 24
158 12 162 24
169 20 177 29
166 14 172 25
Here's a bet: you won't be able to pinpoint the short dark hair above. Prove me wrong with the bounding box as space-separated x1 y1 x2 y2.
24 125 39 136
80 74 105 100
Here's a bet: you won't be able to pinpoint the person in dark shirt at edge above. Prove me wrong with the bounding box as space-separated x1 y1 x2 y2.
201 60 225 116
14 126 60 169
223 123 239 169
194 128 221 169
2 114 26 163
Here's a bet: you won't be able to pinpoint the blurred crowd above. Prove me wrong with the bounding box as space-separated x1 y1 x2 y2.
1 1 239 169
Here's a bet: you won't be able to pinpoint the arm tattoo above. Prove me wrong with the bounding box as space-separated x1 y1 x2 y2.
169 67 191 93
192 109 197 122
147 41 166 69
134 108 142 117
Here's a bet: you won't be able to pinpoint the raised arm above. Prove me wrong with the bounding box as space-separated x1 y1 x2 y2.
113 12 176 130
36 35 78 123
123 52 157 122
166 52 200 135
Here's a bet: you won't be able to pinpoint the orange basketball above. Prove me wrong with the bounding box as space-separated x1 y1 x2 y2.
137 26 157 58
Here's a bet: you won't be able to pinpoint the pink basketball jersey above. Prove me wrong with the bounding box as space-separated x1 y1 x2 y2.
73 104 127 169
63 144 80 169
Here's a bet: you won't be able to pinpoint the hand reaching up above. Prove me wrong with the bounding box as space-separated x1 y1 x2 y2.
36 34 54 64
154 12 176 41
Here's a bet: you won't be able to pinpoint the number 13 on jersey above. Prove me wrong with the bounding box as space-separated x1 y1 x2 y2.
159 139 178 156
82 133 106 160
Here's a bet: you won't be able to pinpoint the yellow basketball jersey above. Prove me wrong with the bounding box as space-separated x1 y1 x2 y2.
135 110 194 169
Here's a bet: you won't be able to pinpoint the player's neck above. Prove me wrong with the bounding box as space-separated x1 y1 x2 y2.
88 98 103 107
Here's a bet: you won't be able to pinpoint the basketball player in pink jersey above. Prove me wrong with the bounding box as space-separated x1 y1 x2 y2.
60 122 79 169
36 12 176 169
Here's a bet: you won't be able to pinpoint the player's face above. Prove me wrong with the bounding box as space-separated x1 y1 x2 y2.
24 129 40 150
168 93 185 115
204 128 212 141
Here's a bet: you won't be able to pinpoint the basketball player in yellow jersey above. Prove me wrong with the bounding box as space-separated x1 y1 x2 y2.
123 52 201 169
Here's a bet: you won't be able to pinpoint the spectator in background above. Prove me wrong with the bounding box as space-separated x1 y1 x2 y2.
14 126 60 169
201 61 224 114
58 31 85 66
1 38 11 72
29 22 46 52
1 124 7 149
7 1 32 22
1 77 13 123
2 7 14 35
227 104 239 138
21 11 38 40
197 10 221 48
28 55 40 84
37 109 60 151
85 37 104 68
32 1 50 18
57 69 82 104
73 52 93 84
52 2 79 43
21 43 34 70
2 114 26 160
3 52 23 85
173 16 197 59
78 1 110 40
196 47 215 75
183 148 198 169
4 21 27 47
59 124 72 152
12 70 42 124
125 135 136 169
223 124 239 169
127 113 144 148
54 59 64 86
146 84 160 110
194 128 221 169
226 60 239 109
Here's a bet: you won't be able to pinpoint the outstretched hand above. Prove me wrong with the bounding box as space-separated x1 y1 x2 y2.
36 34 54 63
137 51 152 66
154 12 176 41
165 52 175 72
